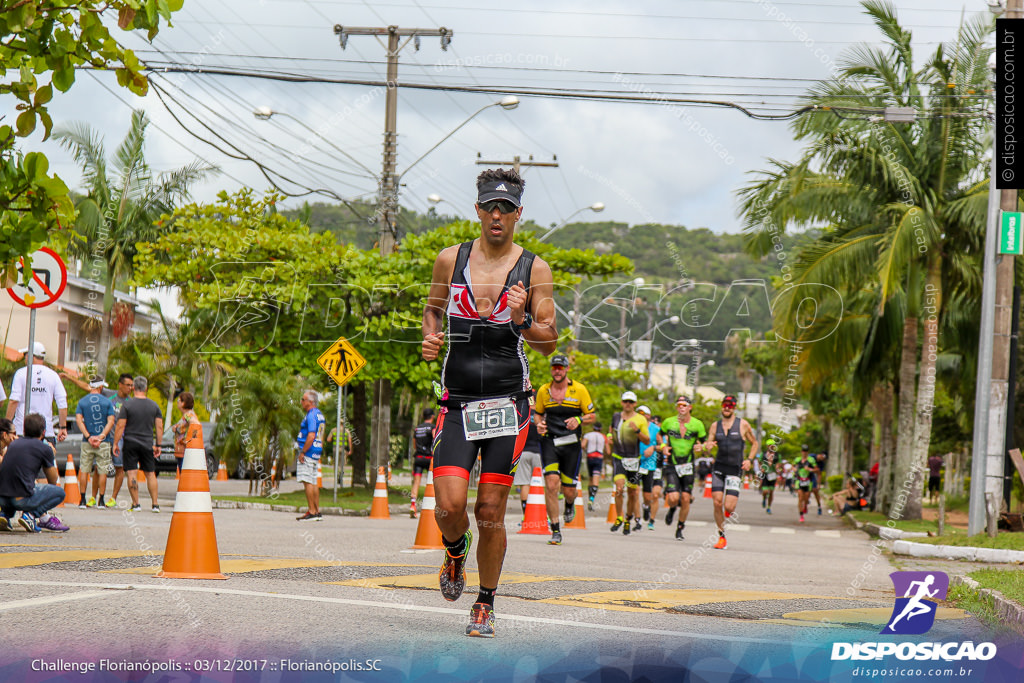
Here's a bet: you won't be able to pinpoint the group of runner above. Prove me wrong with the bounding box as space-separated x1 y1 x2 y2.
755 442 830 522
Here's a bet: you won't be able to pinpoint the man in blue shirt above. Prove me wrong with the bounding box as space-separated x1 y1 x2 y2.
296 390 326 521
74 376 116 508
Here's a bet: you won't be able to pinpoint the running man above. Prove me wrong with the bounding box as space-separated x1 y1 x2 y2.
607 391 650 535
759 438 778 514
660 395 706 540
535 354 596 545
702 395 759 550
810 448 827 515
410 408 436 518
582 422 606 510
648 414 665 531
794 446 818 523
422 168 556 638
636 406 661 532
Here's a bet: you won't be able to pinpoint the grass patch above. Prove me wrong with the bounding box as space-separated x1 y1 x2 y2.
947 570 1024 634
848 511 938 534
922 494 970 512
946 583 1007 632
915 529 1024 551
969 569 1024 605
213 486 410 511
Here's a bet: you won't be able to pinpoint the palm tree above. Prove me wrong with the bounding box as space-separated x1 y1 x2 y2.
737 1 992 519
55 109 217 373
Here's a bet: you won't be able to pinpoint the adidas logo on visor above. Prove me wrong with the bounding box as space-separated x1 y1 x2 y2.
495 183 507 191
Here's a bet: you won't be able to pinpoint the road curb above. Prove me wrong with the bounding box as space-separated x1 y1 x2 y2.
211 499 410 517
950 575 1024 636
891 539 1024 564
845 513 930 539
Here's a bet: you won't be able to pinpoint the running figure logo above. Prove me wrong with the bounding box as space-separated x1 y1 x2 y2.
881 571 948 635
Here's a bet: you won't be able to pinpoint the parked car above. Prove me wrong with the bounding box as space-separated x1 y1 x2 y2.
156 421 219 479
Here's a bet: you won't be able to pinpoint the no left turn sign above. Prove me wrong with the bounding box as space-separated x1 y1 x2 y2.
7 247 68 308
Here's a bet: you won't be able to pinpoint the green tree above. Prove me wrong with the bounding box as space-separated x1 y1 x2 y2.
737 1 992 519
0 0 184 277
55 109 216 372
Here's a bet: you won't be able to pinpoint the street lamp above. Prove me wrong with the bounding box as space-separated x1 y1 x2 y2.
427 193 464 218
538 202 605 242
253 106 379 178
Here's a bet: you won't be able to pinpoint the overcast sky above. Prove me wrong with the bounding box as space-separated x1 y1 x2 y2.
25 0 987 237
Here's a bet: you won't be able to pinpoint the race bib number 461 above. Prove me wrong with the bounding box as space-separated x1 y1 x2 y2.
464 398 519 441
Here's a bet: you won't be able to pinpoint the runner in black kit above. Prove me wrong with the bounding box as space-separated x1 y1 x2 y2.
702 395 759 550
409 408 436 518
422 168 557 638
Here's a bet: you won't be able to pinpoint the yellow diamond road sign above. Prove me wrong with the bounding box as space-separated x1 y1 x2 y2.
317 336 367 386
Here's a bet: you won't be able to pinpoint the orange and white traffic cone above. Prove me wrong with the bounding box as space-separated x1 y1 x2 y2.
369 466 390 519
518 467 549 535
316 461 323 488
565 479 586 530
62 455 79 507
216 460 229 481
703 474 713 498
743 476 750 490
409 464 443 549
156 428 226 580
268 458 278 491
606 498 618 523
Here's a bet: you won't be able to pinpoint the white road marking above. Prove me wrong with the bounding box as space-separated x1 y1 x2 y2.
0 589 109 611
770 527 796 534
814 530 842 538
728 524 751 532
0 579 804 646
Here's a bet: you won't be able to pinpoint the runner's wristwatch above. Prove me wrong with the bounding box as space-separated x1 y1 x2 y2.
513 313 533 331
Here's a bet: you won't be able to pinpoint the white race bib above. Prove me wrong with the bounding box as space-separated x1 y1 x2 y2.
463 398 518 441
553 433 579 447
725 475 742 491
654 468 662 480
675 463 694 476
766 471 777 481
621 457 640 472
638 468 649 476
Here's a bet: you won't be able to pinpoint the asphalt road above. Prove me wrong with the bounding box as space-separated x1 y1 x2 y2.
0 476 1010 682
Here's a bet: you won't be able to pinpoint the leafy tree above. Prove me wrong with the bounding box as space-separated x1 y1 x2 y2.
55 109 216 372
0 0 184 278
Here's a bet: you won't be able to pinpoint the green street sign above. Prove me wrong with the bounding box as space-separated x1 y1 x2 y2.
1001 211 1024 255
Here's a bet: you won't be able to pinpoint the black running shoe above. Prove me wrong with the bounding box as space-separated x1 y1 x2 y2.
675 525 685 541
610 518 623 532
623 518 631 536
466 602 495 638
563 504 575 525
642 504 650 522
548 531 562 545
632 518 642 533
665 506 676 526
439 530 473 602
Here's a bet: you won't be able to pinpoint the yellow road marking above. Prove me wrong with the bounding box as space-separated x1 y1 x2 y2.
0 550 148 569
328 571 638 590
780 606 967 625
104 559 438 575
539 589 850 613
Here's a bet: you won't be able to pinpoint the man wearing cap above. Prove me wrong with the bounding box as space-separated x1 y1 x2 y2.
534 353 596 545
422 167 556 637
74 376 116 508
112 376 164 513
702 395 759 550
660 395 707 540
607 391 649 535
634 405 661 532
6 343 68 446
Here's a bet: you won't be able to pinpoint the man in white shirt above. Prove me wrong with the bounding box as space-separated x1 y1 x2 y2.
5 343 68 445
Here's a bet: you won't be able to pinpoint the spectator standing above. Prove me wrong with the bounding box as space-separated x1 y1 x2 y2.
0 413 70 532
295 390 326 521
74 376 116 508
172 392 202 477
112 377 164 513
6 343 68 445
927 453 944 503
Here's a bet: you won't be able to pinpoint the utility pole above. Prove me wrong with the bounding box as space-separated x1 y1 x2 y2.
334 24 451 475
334 25 453 255
971 0 1021 534
476 153 558 175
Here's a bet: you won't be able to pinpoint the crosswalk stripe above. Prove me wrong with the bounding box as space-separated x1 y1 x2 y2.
0 590 109 611
770 527 796 534
814 530 842 538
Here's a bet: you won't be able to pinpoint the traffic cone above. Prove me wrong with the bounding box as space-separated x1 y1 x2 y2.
743 476 750 490
606 498 618 523
369 466 390 519
703 474 713 498
137 469 146 483
518 468 548 535
317 461 323 488
62 455 79 507
268 458 278 491
216 460 229 481
156 435 226 580
565 479 586 530
409 464 443 549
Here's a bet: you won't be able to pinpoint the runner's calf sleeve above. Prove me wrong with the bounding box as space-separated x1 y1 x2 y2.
588 485 598 497
477 586 497 607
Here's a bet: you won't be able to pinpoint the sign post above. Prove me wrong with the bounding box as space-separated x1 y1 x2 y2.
7 247 68 423
317 336 367 500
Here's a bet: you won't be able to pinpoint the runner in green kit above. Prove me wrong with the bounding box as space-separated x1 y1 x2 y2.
759 438 778 514
659 396 706 541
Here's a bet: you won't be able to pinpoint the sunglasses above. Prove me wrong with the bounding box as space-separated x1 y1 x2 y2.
479 200 518 214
